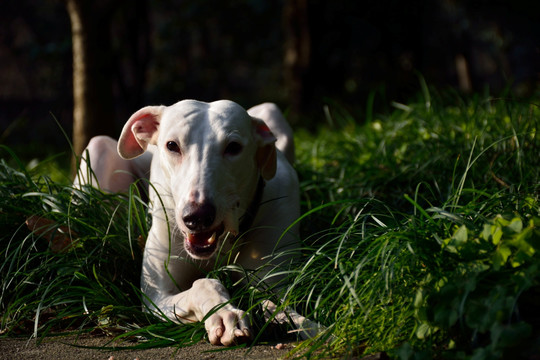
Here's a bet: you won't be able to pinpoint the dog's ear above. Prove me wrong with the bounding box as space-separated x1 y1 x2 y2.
252 117 277 180
118 106 165 159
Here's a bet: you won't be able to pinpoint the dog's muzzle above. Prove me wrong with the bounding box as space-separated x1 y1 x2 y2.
181 178 266 259
181 201 224 259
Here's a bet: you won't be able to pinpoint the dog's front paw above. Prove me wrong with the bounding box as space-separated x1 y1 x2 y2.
204 308 252 346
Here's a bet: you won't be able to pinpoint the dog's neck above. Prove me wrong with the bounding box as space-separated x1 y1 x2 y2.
238 176 265 235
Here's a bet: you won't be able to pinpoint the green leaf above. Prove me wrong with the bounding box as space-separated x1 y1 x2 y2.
499 245 512 264
414 288 426 308
494 215 510 228
453 225 468 245
483 223 503 245
507 217 523 233
482 223 492 241
492 245 511 270
492 227 503 246
416 322 436 340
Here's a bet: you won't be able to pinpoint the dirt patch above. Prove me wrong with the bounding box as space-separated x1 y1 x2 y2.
0 334 294 360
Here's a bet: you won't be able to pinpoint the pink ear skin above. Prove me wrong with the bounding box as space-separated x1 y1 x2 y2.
118 106 165 159
252 117 277 180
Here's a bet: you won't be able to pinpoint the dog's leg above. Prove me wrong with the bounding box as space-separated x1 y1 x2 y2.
141 228 252 346
74 136 133 192
151 278 252 345
74 136 152 193
247 103 295 164
247 104 326 341
262 299 325 340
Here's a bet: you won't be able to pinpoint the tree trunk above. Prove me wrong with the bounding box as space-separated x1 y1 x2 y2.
66 0 116 168
283 0 311 123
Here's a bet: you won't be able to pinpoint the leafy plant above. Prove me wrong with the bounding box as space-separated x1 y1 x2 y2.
288 91 539 358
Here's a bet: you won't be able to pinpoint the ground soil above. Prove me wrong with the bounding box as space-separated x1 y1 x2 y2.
0 334 294 360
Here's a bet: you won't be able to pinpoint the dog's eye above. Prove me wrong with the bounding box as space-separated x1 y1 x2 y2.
166 141 181 154
224 141 243 156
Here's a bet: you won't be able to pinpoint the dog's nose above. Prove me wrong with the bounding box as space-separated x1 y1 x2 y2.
182 202 216 231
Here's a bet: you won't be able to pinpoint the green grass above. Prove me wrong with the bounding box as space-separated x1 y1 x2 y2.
1 90 539 359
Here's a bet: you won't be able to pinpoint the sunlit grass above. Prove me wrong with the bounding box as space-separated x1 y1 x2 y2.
1 91 539 358
289 91 539 358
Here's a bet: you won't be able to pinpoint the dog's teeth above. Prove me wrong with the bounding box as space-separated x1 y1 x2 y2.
207 233 216 244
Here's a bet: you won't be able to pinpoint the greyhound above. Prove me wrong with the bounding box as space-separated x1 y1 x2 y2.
75 100 305 346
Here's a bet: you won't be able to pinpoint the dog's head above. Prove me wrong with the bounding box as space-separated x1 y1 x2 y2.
118 100 277 259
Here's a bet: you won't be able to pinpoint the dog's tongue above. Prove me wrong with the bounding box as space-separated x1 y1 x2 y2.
185 225 225 257
187 231 216 248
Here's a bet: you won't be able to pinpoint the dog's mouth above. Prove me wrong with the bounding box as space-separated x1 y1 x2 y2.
184 224 225 259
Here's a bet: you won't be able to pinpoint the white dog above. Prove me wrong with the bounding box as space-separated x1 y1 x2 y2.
76 100 301 346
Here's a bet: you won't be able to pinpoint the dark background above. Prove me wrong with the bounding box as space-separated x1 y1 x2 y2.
1 0 539 158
